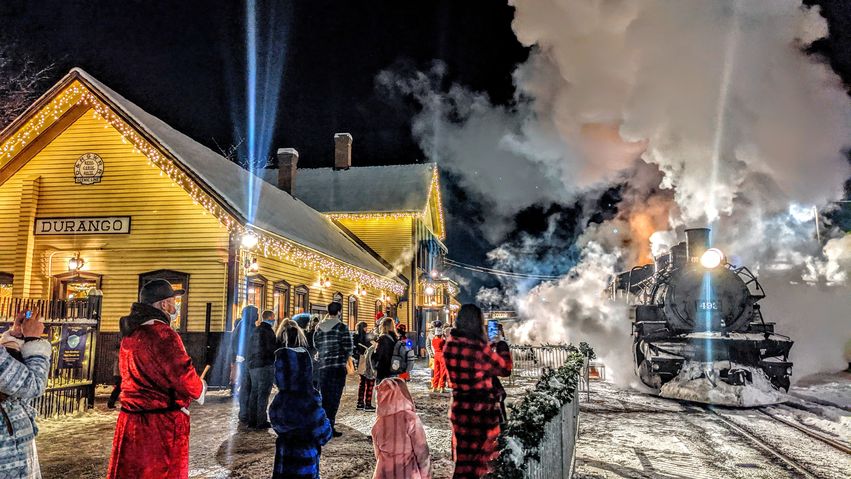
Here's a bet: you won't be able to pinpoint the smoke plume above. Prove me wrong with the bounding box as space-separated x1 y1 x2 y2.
386 0 851 381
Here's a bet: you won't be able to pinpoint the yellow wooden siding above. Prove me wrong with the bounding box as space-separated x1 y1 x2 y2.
0 110 230 332
238 253 397 330
336 217 413 278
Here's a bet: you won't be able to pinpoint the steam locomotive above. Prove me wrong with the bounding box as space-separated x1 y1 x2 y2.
609 228 794 393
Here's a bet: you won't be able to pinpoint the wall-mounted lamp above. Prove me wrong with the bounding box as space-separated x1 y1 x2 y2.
68 253 85 272
424 285 436 296
241 230 259 249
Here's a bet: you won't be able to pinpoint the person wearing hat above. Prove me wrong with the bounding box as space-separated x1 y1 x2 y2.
107 279 206 479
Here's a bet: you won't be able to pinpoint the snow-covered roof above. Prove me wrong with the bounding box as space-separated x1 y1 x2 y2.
259 163 436 213
68 68 395 278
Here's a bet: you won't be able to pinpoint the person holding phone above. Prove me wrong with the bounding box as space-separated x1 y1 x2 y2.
0 310 50 478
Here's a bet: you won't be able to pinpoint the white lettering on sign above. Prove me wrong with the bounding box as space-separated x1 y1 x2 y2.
34 217 131 235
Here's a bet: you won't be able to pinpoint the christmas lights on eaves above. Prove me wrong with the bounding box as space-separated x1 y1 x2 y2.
327 211 423 221
0 80 405 295
324 168 446 240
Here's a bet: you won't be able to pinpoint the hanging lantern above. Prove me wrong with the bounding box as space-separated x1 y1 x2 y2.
68 253 85 272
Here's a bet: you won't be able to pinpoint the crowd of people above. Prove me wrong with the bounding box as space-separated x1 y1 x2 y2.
0 278 513 479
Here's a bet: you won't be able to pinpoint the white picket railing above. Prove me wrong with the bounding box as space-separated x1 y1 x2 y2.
516 355 586 479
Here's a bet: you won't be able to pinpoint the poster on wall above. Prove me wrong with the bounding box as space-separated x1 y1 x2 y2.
58 325 89 369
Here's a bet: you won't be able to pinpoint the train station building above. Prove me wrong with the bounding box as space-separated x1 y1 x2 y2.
0 68 452 396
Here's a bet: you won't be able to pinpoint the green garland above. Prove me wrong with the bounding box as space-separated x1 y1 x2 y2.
488 343 593 479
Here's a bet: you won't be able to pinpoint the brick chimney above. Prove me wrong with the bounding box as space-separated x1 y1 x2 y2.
334 133 352 170
276 148 299 195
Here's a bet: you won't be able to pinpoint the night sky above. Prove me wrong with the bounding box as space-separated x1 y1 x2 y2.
2 0 850 302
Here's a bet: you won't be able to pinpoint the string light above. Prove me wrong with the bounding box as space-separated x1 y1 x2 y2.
427 166 447 240
327 211 422 221
325 167 446 240
0 78 406 295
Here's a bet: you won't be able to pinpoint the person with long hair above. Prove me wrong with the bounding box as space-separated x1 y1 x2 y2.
275 318 307 347
352 321 374 411
373 317 399 385
444 304 511 479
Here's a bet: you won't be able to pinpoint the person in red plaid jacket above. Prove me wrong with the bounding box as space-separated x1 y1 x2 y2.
444 304 512 479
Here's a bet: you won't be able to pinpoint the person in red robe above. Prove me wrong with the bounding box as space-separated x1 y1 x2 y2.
107 279 205 479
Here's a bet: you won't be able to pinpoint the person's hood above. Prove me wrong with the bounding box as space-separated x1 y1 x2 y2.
317 315 342 332
376 377 415 416
274 347 313 392
119 302 170 338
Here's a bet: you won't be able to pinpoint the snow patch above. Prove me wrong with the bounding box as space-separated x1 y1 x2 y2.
660 361 786 407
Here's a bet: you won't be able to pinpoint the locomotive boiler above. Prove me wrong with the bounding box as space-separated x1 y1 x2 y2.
609 228 794 394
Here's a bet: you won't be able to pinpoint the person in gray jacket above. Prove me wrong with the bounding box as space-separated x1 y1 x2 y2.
0 311 51 479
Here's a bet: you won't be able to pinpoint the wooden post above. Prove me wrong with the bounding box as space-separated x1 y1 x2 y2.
204 302 213 367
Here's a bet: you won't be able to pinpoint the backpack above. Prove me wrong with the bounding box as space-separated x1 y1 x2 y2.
390 339 415 374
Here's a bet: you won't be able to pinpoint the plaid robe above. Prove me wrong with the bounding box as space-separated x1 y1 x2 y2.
444 329 511 479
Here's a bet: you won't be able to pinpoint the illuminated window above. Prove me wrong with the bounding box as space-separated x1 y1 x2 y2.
0 273 13 298
294 285 309 315
246 276 267 309
375 299 383 318
139 270 190 332
273 280 290 321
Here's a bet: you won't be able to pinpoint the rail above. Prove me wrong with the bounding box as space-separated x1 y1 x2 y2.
0 296 101 417
524 393 581 479
494 347 588 479
508 344 604 400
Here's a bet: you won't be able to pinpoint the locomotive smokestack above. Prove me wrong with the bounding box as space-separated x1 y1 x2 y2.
685 227 711 263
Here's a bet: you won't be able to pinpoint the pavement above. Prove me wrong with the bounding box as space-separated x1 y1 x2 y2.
35 367 537 479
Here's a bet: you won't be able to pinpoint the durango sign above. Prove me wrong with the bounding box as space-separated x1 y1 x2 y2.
35 217 131 235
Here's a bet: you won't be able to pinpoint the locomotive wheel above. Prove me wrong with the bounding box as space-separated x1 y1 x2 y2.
638 360 662 389
771 375 791 392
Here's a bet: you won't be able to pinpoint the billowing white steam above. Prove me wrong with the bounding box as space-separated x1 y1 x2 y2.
388 1 851 381
510 0 850 224
511 242 638 386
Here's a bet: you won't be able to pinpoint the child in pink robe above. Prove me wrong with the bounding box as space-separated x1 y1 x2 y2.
371 377 431 479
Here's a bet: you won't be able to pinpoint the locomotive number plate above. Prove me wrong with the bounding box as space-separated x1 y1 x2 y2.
696 300 722 311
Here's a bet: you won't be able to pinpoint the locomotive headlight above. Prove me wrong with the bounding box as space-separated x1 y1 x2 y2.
700 248 724 269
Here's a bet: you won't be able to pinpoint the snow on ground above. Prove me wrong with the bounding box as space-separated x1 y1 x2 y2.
789 370 851 411
575 380 851 479
659 361 787 407
35 364 536 479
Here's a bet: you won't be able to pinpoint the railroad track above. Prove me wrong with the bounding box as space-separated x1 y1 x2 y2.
704 406 818 478
757 407 851 456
